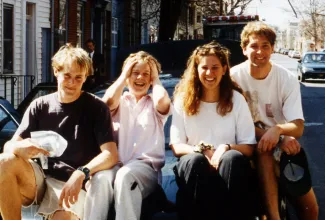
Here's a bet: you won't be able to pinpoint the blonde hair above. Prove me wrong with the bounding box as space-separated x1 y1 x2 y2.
52 43 93 76
241 21 276 49
174 41 243 116
122 51 161 73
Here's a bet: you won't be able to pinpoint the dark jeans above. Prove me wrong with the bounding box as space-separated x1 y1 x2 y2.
173 150 259 220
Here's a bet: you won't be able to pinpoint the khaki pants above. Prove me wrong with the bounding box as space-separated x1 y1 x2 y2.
28 161 86 219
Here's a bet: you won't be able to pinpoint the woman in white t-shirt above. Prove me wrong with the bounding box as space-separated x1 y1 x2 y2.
170 41 257 219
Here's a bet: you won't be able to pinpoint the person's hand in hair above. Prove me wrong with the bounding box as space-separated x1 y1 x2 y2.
149 59 159 83
121 58 137 80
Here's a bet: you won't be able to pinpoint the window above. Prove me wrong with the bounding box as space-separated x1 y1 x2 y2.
111 17 118 48
130 18 136 46
3 4 13 74
76 2 85 48
197 14 201 23
55 0 67 51
189 8 194 25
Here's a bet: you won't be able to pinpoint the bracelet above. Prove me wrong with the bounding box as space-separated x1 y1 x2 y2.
226 144 231 151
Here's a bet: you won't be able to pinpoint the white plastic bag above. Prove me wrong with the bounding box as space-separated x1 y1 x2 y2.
31 131 68 169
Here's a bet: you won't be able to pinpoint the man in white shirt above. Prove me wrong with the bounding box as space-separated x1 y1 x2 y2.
231 21 318 220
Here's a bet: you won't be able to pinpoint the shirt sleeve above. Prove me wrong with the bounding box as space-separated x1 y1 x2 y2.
235 94 257 145
15 100 38 139
169 98 187 145
93 101 115 147
282 77 304 122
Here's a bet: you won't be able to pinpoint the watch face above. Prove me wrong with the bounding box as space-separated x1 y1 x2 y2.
78 167 90 179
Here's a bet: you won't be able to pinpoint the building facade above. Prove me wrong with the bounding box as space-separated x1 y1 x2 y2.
0 0 51 107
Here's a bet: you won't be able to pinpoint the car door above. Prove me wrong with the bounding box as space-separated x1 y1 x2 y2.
0 100 20 152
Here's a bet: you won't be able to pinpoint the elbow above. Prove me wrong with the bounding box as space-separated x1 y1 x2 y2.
296 120 305 138
170 144 181 158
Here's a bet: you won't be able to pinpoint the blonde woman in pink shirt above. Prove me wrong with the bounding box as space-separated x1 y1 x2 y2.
87 51 171 220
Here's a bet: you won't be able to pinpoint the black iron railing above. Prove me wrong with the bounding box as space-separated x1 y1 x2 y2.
0 75 35 106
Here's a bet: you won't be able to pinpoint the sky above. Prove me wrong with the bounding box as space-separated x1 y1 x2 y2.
245 0 300 29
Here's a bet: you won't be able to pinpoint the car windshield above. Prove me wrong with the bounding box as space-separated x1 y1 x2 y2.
303 54 325 63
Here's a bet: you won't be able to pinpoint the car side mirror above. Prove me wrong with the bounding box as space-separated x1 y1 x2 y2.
298 60 301 63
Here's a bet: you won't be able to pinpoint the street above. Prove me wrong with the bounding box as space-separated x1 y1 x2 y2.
271 53 325 219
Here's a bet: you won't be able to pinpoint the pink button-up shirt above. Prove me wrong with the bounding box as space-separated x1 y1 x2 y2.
111 92 170 171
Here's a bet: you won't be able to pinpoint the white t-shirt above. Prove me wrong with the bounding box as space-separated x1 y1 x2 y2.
111 92 170 171
230 61 304 129
170 91 256 148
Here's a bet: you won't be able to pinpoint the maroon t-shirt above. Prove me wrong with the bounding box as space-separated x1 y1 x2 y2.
15 92 114 181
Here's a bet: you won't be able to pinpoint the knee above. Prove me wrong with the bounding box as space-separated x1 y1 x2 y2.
302 202 319 218
90 170 115 185
50 210 78 220
180 153 209 171
0 153 20 177
220 150 247 167
115 167 136 187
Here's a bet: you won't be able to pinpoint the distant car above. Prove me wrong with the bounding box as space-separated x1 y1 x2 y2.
297 52 325 82
290 50 301 59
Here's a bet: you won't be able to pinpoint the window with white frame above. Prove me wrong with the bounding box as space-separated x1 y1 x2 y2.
76 1 85 48
3 4 14 74
111 17 118 48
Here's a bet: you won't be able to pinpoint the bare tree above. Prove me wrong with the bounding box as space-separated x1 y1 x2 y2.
189 0 255 16
288 0 325 47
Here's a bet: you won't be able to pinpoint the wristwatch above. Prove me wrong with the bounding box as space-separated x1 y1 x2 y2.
77 166 90 181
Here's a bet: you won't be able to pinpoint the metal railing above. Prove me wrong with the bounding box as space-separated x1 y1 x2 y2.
0 75 35 106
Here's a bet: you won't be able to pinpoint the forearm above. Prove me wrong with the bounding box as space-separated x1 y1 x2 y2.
274 119 304 138
152 78 171 114
4 135 23 154
170 143 194 157
102 76 127 110
257 119 304 141
83 142 119 176
229 144 255 157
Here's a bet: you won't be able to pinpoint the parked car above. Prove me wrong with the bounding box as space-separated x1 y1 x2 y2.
0 75 179 152
297 52 325 82
291 50 301 59
0 83 57 152
0 97 20 151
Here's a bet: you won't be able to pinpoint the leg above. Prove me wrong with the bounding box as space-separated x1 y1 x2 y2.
290 188 318 220
114 160 158 220
0 154 38 220
84 165 120 220
218 150 257 219
50 210 79 220
256 151 280 220
174 153 222 220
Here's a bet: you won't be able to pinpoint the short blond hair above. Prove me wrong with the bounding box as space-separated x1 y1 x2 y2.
241 21 276 49
122 51 161 73
52 43 94 76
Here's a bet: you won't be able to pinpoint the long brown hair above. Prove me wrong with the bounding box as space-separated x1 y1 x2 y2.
174 41 242 116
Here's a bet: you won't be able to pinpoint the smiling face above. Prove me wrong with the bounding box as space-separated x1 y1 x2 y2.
197 55 226 94
243 34 274 68
54 62 87 103
127 61 151 101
